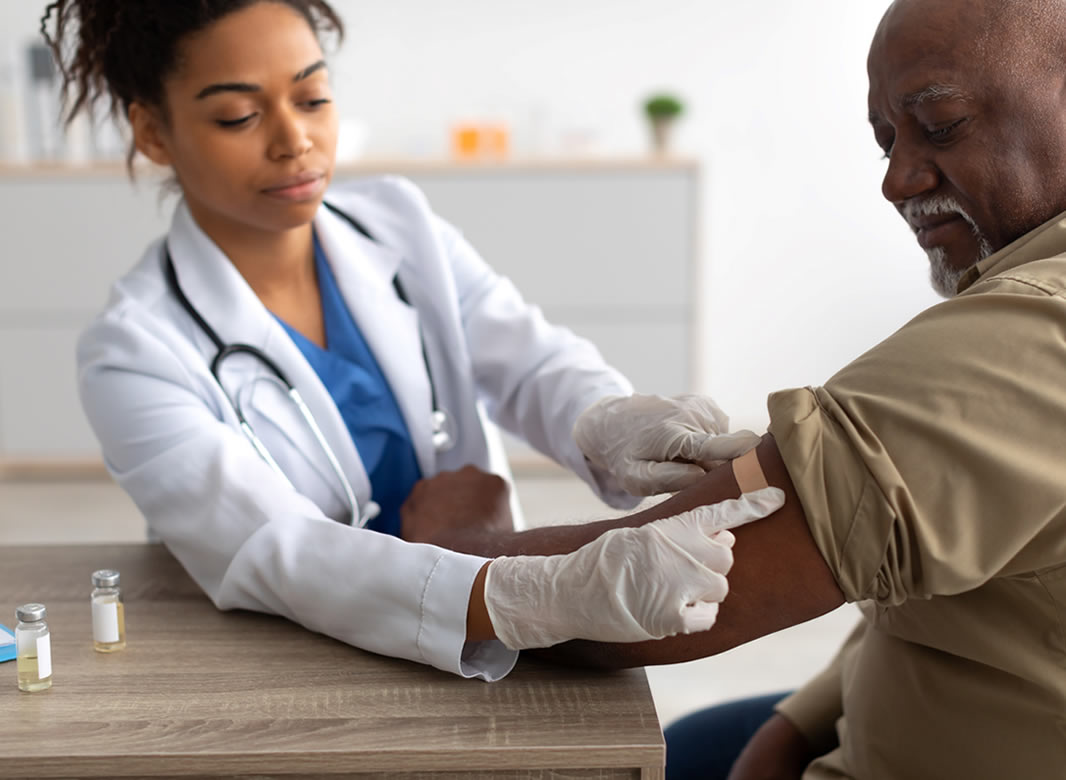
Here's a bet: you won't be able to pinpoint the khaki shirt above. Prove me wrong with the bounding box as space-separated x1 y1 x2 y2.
767 212 1066 780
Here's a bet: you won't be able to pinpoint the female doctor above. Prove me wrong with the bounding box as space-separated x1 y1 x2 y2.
45 0 776 679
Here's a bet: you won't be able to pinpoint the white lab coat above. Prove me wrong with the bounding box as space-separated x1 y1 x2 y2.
77 176 636 681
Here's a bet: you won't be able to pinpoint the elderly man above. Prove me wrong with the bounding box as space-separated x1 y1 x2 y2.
402 0 1066 777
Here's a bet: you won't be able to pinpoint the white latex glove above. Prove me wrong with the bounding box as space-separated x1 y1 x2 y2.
573 393 763 497
483 487 785 650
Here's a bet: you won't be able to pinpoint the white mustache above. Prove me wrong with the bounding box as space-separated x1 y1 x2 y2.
901 196 974 233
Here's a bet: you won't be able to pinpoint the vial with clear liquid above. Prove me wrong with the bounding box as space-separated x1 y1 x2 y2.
91 569 126 652
15 603 52 692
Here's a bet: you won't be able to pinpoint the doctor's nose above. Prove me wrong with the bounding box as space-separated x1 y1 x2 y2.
267 109 313 161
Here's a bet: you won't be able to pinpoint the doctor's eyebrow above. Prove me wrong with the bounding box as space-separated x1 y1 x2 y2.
195 60 328 99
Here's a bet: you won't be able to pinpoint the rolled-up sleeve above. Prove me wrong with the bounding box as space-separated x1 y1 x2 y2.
768 279 1066 605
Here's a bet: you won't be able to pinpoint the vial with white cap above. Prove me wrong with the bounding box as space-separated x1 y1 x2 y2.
91 569 126 652
15 603 52 692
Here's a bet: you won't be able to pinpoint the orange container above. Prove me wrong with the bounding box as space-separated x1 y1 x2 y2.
451 121 510 161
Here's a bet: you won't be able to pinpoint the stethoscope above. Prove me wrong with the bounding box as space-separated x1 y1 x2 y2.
163 202 456 528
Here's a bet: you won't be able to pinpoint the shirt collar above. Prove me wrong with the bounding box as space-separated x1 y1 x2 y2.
957 208 1066 293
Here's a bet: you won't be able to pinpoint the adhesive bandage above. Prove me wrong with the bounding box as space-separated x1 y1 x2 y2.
732 447 769 493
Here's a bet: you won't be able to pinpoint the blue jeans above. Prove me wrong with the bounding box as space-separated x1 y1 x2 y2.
664 691 791 780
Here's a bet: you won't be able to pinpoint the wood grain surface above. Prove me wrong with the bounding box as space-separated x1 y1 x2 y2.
0 545 664 778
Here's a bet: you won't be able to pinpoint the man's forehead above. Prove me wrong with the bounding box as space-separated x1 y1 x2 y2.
868 0 1063 109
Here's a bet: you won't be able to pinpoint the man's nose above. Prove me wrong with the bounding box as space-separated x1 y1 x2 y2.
881 141 938 204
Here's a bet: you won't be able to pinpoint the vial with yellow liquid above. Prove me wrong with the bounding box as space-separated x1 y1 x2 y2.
15 603 52 692
91 569 126 652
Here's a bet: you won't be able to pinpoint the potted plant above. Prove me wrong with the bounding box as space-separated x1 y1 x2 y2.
643 93 684 156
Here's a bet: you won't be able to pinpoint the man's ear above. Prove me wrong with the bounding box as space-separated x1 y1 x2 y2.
128 102 172 167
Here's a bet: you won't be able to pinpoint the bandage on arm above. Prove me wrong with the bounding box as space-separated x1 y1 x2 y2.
732 446 769 493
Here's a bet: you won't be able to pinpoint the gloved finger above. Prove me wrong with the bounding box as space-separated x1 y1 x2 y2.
693 537 735 576
678 600 721 634
690 430 763 466
645 511 735 573
623 461 708 496
688 568 730 605
696 487 786 534
711 528 736 549
681 394 731 432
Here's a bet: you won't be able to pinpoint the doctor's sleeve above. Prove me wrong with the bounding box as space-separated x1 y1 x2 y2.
75 309 517 681
433 215 639 510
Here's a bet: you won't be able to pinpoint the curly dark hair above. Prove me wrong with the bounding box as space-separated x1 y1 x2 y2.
40 0 344 167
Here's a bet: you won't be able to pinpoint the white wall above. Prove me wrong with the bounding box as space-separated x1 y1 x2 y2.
5 0 939 432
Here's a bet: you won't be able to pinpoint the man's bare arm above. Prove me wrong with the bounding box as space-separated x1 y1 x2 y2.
440 435 845 667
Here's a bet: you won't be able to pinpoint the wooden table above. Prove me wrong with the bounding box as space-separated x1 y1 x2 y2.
0 545 664 779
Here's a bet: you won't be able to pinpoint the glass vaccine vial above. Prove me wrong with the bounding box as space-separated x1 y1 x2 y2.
15 603 52 692
91 569 126 652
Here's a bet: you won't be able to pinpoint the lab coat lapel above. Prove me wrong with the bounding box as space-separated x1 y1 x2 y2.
315 204 437 477
166 201 372 512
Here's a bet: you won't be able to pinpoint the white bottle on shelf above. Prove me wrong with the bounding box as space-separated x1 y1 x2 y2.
0 38 29 164
25 42 64 162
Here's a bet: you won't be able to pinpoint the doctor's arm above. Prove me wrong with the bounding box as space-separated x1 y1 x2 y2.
455 436 845 666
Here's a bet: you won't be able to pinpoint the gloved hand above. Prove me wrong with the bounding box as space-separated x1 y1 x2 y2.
483 487 785 650
573 393 763 496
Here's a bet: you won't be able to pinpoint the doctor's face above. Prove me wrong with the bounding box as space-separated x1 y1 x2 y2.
133 1 339 239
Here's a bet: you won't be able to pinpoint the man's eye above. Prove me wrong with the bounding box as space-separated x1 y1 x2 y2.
304 98 331 108
217 114 255 128
928 118 965 141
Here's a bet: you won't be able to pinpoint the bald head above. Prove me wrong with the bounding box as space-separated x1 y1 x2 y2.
878 0 1066 78
868 0 1066 296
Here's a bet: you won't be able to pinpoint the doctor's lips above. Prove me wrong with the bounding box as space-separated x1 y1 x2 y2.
261 171 326 202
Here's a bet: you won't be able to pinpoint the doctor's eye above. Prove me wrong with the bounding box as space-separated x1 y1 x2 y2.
303 98 332 109
216 113 256 128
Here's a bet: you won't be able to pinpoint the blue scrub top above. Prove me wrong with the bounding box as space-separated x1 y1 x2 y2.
274 234 422 536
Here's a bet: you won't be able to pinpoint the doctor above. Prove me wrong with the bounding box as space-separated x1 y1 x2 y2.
46 0 772 679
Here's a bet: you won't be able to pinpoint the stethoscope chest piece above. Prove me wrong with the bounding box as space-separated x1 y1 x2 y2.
431 408 457 452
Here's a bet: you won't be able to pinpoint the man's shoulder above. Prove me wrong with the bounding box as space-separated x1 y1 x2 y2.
971 253 1066 298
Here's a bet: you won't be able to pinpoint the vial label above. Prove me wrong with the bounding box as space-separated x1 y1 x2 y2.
36 634 51 679
92 600 120 643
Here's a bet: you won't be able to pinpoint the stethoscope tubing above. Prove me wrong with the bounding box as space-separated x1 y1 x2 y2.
162 203 452 527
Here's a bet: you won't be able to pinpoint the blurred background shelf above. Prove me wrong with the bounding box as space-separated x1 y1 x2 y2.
0 157 700 468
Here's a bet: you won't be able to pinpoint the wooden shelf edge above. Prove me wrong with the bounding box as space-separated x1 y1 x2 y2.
0 156 699 179
0 458 110 481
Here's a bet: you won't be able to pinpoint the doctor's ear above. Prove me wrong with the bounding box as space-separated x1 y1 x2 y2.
128 102 173 167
